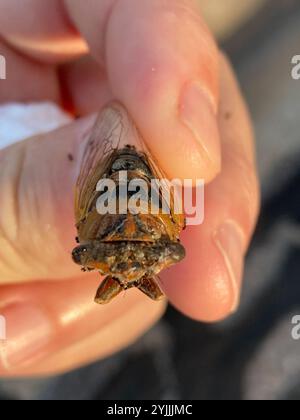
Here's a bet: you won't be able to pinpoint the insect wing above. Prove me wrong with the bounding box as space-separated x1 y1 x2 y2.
143 153 185 233
75 103 133 226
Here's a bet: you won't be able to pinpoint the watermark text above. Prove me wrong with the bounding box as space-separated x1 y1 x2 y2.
291 315 300 340
0 55 6 80
291 55 300 80
96 172 204 226
0 315 6 340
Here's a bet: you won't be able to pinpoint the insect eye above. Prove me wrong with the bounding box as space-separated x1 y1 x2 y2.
72 246 88 265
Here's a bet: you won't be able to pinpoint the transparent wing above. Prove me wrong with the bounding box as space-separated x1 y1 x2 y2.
143 152 186 231
75 102 132 225
75 101 185 233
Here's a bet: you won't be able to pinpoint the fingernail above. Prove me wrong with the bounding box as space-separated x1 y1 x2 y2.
0 303 53 370
180 81 219 163
214 220 245 313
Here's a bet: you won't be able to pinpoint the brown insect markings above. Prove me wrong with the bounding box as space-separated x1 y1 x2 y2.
72 102 186 304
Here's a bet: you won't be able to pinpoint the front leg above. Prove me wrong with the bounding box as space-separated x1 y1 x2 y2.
137 277 164 301
95 276 123 304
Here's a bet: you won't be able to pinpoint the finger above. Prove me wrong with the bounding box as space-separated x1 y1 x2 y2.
0 0 88 63
64 0 221 182
0 114 97 283
161 55 260 322
0 36 112 112
1 0 221 181
59 56 114 115
0 37 108 111
0 0 220 180
0 39 60 104
0 274 166 376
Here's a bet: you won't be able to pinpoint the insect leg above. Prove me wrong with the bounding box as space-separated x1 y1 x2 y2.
95 276 123 304
137 277 164 301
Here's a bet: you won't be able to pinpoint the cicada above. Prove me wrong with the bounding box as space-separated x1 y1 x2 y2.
72 102 186 304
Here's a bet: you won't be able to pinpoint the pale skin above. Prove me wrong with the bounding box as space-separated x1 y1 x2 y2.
0 0 260 376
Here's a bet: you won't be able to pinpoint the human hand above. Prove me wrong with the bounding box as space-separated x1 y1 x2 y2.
0 0 260 376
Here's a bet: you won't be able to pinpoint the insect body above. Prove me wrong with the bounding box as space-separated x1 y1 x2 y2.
72 103 185 304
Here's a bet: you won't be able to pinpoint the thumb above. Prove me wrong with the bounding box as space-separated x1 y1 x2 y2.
64 0 221 181
0 114 96 283
0 0 221 182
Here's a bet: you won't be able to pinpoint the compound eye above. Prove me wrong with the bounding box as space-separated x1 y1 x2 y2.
72 246 88 264
168 243 186 262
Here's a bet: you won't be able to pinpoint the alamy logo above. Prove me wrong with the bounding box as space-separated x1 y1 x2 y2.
291 316 300 340
0 55 6 80
291 55 300 80
0 315 6 340
96 173 205 226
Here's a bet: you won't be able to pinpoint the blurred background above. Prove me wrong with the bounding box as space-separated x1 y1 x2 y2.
1 0 300 400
